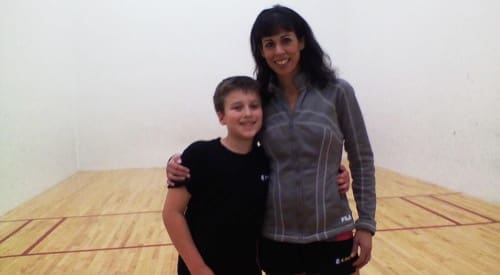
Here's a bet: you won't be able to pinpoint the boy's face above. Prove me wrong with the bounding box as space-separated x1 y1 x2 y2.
217 89 262 141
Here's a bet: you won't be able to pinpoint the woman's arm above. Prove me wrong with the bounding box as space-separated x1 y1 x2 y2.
167 155 350 192
335 80 376 269
163 188 213 275
336 79 376 233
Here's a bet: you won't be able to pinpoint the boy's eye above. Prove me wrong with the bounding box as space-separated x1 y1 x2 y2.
232 105 243 111
250 103 261 109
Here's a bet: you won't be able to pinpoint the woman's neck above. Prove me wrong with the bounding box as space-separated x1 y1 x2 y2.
221 137 253 154
278 75 300 110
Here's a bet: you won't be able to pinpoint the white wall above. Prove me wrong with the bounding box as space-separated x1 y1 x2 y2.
74 0 259 169
336 1 500 203
73 0 348 170
1 0 498 215
0 1 79 215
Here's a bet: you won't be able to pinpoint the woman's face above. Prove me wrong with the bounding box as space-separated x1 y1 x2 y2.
260 30 304 80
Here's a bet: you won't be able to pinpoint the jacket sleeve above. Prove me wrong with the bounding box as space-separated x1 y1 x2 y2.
335 79 377 234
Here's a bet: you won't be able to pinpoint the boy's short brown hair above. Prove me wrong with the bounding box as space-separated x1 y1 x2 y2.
213 76 260 113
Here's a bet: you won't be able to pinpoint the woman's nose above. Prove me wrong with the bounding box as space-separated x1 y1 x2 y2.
275 44 285 54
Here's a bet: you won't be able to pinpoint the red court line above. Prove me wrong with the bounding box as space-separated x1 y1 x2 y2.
0 210 162 223
401 197 460 225
1 221 498 259
0 220 32 244
22 218 66 255
0 243 173 259
430 195 496 222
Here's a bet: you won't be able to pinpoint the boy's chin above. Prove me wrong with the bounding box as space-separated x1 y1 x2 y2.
238 132 258 140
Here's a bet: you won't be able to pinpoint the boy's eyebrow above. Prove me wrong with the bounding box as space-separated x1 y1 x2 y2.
228 98 260 105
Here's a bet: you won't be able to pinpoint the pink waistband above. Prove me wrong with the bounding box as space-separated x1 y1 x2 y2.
335 231 353 241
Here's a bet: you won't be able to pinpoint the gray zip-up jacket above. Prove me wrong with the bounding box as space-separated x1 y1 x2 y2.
260 74 376 243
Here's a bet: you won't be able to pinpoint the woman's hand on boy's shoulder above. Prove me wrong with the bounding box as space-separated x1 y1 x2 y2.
166 153 190 187
337 164 351 193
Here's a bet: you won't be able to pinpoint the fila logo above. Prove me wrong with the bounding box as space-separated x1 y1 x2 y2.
340 214 352 223
260 174 269 182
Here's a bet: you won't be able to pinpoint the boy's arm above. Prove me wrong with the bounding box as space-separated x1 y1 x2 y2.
163 187 213 275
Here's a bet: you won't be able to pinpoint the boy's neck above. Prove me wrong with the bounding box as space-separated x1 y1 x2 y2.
221 136 253 154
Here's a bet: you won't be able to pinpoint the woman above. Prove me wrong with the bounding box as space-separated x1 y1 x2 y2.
168 5 375 275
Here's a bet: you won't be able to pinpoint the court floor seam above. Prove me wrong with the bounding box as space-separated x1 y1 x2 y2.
1 221 498 259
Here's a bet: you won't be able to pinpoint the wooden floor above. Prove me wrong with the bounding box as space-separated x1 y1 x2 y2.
0 167 499 274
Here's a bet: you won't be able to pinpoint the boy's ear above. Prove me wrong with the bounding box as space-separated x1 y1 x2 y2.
217 111 225 125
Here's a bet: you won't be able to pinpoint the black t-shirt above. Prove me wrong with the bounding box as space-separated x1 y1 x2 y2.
172 138 269 275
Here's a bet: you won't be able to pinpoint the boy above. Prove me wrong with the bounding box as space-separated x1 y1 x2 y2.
163 76 268 275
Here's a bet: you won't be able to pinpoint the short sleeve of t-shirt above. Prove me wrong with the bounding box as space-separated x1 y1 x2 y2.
168 141 205 194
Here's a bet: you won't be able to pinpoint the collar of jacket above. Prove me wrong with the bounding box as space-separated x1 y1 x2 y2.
267 72 310 96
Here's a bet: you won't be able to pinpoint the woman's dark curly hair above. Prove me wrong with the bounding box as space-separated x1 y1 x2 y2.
250 5 336 93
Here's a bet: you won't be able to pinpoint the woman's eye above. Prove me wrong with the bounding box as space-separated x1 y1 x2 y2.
263 42 274 49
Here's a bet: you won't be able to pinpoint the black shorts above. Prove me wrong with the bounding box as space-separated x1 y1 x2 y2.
177 255 261 275
258 237 358 275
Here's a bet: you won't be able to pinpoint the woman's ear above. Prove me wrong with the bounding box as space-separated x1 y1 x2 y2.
299 39 305 50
